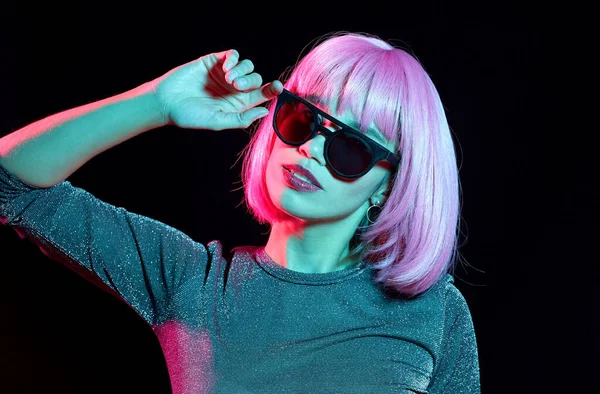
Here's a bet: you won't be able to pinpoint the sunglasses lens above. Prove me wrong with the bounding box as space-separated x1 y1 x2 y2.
275 101 314 144
275 95 374 178
328 133 373 176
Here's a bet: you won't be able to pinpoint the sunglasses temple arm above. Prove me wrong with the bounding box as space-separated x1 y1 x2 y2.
386 152 401 168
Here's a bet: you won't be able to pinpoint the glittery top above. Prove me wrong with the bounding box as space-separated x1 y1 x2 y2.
0 163 480 394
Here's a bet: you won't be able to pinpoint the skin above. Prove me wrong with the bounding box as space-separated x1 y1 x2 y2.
264 97 397 273
154 48 396 274
0 49 283 189
153 48 283 130
4 40 388 274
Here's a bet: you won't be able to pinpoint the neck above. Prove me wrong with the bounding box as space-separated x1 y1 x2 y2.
264 209 365 274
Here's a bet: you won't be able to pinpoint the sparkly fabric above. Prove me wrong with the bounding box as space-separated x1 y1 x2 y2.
0 163 480 394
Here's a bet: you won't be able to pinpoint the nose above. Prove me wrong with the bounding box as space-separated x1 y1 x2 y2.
298 132 326 165
297 119 340 165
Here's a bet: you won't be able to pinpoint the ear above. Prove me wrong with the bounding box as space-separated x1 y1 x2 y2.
370 174 391 206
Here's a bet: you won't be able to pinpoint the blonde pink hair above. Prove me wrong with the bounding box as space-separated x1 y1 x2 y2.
240 32 462 297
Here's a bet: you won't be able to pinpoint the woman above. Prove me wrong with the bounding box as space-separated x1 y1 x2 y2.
0 32 479 393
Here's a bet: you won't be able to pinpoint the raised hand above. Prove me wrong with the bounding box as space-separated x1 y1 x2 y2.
150 49 282 131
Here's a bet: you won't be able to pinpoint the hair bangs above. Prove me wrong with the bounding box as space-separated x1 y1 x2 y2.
285 38 403 148
241 32 463 297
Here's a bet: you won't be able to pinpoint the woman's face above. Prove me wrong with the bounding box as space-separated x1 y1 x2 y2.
265 96 397 223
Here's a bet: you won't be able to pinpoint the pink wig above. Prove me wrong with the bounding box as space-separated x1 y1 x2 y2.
240 32 462 297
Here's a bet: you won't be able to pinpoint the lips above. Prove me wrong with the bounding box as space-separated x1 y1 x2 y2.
283 164 323 189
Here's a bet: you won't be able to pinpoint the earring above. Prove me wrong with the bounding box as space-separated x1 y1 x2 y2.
366 201 382 224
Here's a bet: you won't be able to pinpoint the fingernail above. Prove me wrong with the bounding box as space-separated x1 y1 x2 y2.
236 78 246 88
228 72 237 83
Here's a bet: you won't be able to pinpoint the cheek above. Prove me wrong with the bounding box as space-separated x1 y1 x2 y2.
341 180 377 201
266 153 280 182
348 169 389 198
325 174 381 205
272 137 287 151
268 140 289 167
267 142 286 175
265 145 290 202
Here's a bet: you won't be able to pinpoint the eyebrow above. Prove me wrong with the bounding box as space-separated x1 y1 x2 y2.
303 94 387 143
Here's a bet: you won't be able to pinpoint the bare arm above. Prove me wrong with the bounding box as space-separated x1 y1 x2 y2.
0 49 281 189
0 82 165 188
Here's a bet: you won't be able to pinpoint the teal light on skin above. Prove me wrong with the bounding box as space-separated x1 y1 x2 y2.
264 95 396 274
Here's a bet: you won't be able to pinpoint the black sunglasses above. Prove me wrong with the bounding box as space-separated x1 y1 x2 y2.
273 89 401 179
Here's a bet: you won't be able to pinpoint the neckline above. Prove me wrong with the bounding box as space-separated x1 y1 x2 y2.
253 246 368 285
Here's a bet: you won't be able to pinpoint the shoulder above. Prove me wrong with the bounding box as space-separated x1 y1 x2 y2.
427 275 481 391
434 275 478 361
428 274 474 326
441 275 469 309
416 274 476 348
418 274 478 369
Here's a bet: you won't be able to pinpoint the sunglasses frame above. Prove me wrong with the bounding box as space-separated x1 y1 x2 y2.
273 89 401 179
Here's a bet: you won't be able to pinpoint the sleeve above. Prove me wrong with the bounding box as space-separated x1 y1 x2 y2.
0 163 208 327
427 282 481 394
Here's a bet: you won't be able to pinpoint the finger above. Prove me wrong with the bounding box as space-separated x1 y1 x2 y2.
239 107 270 127
222 49 240 72
213 107 269 130
232 59 255 76
233 72 262 91
245 80 284 107
226 59 255 84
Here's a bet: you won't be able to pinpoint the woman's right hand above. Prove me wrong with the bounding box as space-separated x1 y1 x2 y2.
150 49 283 131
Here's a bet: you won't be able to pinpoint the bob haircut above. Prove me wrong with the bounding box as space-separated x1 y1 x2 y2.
240 32 462 297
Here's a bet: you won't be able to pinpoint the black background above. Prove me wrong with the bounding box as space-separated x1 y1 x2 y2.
1 1 592 393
